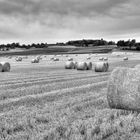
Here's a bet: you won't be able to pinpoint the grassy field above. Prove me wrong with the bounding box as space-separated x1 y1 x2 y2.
0 52 140 140
0 45 113 56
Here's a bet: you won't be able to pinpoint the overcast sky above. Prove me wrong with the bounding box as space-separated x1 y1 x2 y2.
0 0 140 44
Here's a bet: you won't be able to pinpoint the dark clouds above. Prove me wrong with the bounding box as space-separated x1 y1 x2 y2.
0 0 130 17
0 0 140 44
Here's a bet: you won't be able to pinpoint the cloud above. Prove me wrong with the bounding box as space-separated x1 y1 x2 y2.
0 0 140 44
0 0 130 17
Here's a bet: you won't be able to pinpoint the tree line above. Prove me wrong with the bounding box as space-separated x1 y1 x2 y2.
117 39 140 50
0 39 140 51
0 42 48 51
65 39 115 47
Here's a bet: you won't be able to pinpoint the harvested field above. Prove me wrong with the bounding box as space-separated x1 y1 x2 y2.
0 52 140 140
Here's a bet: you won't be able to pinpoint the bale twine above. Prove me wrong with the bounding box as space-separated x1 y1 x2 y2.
86 62 92 70
0 62 10 72
107 67 140 111
95 62 109 72
77 62 87 70
65 61 75 69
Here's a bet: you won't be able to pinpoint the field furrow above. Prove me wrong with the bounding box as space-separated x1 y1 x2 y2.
0 72 110 90
0 80 107 113
0 54 139 140
0 75 108 100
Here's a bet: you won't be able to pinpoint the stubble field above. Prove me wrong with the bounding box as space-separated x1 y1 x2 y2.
0 52 140 140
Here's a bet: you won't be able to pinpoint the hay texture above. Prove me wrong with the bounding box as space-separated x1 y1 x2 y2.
77 62 87 70
65 61 75 69
107 67 140 111
0 62 10 72
95 62 109 72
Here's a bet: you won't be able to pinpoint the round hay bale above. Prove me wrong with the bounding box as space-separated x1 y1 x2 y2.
87 57 91 60
123 57 128 61
65 61 75 69
68 58 73 61
86 62 92 70
107 67 140 111
36 56 42 60
99 57 104 61
31 59 39 63
95 62 108 72
53 58 59 61
0 62 10 72
104 57 108 61
16 57 22 62
77 62 87 70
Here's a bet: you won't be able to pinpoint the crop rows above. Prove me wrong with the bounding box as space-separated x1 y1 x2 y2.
0 57 140 140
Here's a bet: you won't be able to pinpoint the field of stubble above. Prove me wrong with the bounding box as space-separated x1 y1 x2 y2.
0 53 140 140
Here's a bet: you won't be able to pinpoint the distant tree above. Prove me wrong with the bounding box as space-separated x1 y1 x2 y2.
129 39 136 49
117 40 125 47
135 42 140 50
108 41 116 45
